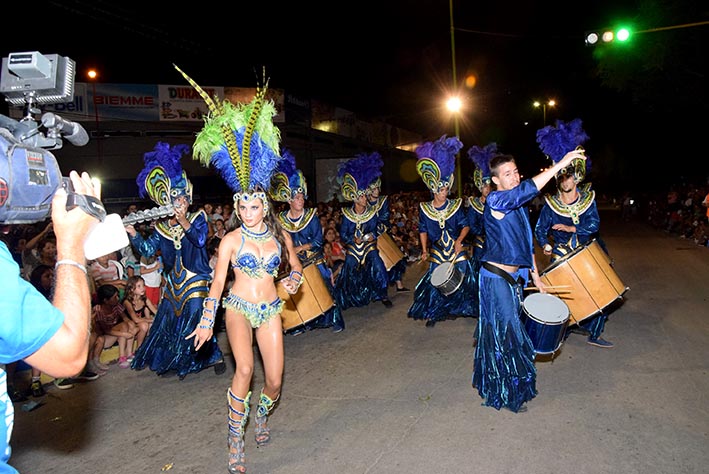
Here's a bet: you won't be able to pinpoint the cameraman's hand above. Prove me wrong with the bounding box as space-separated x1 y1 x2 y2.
51 171 102 259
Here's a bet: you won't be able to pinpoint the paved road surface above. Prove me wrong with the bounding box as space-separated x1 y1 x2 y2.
9 210 709 474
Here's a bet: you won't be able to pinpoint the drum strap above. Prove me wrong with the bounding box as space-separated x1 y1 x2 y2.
482 262 522 287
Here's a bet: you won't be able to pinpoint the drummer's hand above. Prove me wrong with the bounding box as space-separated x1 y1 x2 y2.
560 148 586 167
532 272 546 293
125 224 137 237
552 223 576 233
454 240 463 255
186 325 213 351
281 278 298 295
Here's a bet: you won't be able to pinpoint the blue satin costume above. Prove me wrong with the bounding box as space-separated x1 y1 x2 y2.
278 208 344 331
370 195 407 286
467 196 486 290
407 198 478 323
129 210 223 378
472 179 539 412
534 184 609 339
334 205 389 310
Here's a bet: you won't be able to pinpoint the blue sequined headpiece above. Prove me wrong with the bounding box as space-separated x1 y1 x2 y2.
338 152 381 202
536 118 590 182
467 142 497 192
415 135 462 193
270 148 307 202
137 141 193 206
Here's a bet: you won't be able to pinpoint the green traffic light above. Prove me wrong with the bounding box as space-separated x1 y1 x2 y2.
616 27 631 42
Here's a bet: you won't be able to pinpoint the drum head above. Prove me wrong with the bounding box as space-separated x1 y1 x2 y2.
431 262 451 287
523 293 569 324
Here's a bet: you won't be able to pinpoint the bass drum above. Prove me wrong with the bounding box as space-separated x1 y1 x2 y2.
539 240 628 325
377 232 404 271
277 263 334 332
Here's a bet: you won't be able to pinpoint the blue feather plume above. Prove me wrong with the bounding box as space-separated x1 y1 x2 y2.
536 119 589 164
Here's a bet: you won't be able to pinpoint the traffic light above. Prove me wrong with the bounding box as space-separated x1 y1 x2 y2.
584 26 632 46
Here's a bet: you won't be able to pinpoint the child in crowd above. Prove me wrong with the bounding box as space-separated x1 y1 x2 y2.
138 253 163 306
122 276 156 353
89 252 126 300
90 284 139 369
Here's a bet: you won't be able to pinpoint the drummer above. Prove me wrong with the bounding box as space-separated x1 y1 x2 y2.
334 153 392 310
472 147 586 413
406 135 478 327
270 149 345 334
534 119 613 348
365 152 410 293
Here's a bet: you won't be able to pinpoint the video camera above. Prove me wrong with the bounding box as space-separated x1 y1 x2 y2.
0 51 128 259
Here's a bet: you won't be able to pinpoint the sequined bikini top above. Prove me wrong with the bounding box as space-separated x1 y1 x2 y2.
231 233 282 278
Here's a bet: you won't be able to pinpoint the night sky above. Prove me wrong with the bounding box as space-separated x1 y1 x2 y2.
2 0 708 192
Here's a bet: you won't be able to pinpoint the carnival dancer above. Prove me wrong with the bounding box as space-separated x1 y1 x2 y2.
176 65 301 474
365 152 410 293
407 135 478 327
334 153 392 310
472 148 586 413
534 119 613 348
270 149 345 333
126 142 225 379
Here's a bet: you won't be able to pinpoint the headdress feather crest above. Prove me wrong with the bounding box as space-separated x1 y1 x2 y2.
536 118 590 182
174 64 281 196
269 148 308 202
467 142 497 192
337 152 381 202
415 135 462 193
137 141 192 205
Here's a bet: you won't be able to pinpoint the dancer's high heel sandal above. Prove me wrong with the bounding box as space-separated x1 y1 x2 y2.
227 389 251 474
254 389 279 446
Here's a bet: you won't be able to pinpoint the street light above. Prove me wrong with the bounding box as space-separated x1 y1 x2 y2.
533 99 556 126
449 0 462 197
87 68 101 160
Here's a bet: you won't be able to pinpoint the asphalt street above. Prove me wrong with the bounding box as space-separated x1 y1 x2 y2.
9 210 709 474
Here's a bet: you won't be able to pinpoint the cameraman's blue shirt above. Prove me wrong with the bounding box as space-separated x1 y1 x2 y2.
0 241 63 473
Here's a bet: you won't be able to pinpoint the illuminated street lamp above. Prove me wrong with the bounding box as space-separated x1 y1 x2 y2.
449 0 462 197
533 99 556 126
87 68 101 160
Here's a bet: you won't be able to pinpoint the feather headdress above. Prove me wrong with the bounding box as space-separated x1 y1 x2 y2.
136 141 193 206
415 135 462 193
337 152 382 202
536 118 590 182
364 152 384 193
269 148 307 202
174 64 282 205
467 142 497 192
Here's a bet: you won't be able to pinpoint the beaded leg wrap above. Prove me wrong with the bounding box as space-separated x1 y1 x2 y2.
227 389 251 474
254 389 280 446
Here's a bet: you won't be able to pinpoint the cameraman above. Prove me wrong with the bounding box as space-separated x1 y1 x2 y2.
1 171 101 473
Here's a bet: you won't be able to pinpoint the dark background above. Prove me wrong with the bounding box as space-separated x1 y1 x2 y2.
2 0 708 194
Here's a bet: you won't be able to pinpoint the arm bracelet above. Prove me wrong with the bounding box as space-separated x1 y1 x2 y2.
55 259 88 274
202 297 218 324
289 271 304 288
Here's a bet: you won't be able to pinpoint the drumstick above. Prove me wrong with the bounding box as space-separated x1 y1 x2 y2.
524 285 571 291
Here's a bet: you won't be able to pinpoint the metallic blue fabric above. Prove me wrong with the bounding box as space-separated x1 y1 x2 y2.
407 198 478 322
279 209 344 331
334 207 389 310
472 267 537 412
534 194 600 261
482 179 538 268
130 211 222 378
